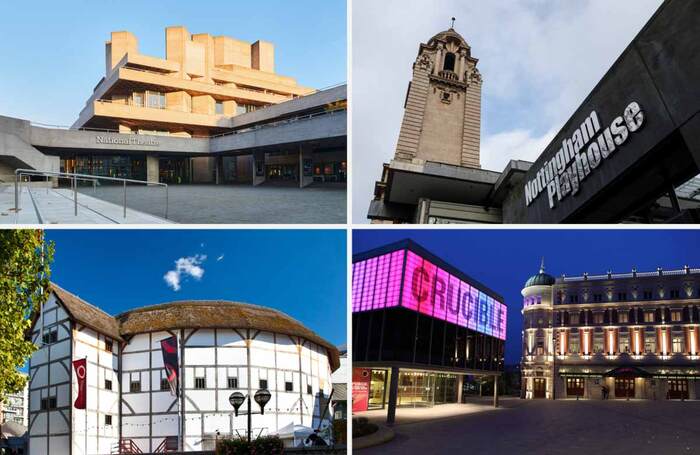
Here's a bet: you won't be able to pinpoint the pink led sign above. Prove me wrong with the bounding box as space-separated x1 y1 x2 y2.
352 249 507 340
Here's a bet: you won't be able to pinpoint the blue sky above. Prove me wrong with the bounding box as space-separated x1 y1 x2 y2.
0 0 346 126
353 229 700 364
44 229 347 347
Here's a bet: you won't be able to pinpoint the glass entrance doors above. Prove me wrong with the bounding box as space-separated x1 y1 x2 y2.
667 379 689 399
533 378 546 398
397 371 458 407
266 164 298 181
566 378 584 397
614 378 635 398
368 370 387 409
159 157 190 184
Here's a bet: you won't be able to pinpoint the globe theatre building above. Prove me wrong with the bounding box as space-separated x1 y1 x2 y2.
521 263 700 400
26 284 338 454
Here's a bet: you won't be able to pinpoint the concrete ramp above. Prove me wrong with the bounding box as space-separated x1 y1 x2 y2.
0 116 59 181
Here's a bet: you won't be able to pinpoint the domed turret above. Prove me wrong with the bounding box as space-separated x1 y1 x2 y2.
524 258 556 288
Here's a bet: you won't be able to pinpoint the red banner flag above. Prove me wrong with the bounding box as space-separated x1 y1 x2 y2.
160 336 179 397
73 358 87 409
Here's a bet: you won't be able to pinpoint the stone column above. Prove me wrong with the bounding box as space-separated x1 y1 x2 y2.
252 151 265 186
457 375 464 404
146 155 159 184
493 375 499 408
457 53 465 81
386 367 400 425
434 48 443 74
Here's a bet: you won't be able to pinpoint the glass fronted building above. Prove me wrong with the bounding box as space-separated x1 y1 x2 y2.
352 239 507 422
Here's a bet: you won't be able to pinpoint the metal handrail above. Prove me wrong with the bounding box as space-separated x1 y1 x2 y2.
14 169 168 220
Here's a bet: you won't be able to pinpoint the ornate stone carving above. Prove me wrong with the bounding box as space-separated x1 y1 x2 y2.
416 52 433 71
467 67 483 84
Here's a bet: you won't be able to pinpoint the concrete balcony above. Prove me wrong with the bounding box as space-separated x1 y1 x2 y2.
92 100 234 129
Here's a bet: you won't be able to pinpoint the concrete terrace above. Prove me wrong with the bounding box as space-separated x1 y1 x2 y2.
0 185 170 224
358 397 700 455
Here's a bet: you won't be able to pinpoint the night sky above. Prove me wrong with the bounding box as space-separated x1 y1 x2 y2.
353 229 700 364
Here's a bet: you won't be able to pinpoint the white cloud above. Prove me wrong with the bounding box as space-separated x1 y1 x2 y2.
217 254 225 262
163 254 207 291
351 0 663 222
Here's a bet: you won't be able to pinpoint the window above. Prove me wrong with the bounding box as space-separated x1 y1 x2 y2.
105 339 113 353
147 91 166 109
643 290 653 300
228 377 238 389
307 384 313 395
215 101 224 115
593 313 604 324
105 415 113 426
195 377 206 389
105 379 112 391
569 312 579 325
644 334 656 354
133 93 144 107
618 312 629 323
569 339 579 354
620 336 630 353
670 289 680 299
161 378 170 391
644 312 655 323
285 381 294 392
259 379 268 390
42 329 58 345
618 292 627 301
673 337 683 353
536 340 544 356
40 396 57 410
443 52 456 72
568 295 579 304
593 294 603 303
130 380 141 393
671 310 682 322
593 334 604 354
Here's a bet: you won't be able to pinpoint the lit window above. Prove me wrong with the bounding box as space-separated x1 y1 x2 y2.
569 313 579 325
672 337 683 353
593 313 604 324
671 310 682 322
644 312 655 323
195 377 206 389
569 339 579 354
618 312 629 323
644 334 656 353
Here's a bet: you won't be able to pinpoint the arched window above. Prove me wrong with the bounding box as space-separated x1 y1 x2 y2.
443 52 456 72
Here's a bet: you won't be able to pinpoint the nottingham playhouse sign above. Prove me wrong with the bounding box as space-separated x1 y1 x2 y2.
525 101 645 209
95 135 160 146
352 248 507 340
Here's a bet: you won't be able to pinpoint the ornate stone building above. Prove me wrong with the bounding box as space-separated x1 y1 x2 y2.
521 263 700 400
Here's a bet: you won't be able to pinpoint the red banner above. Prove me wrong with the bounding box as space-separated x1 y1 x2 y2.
352 368 371 412
160 336 179 397
73 358 87 409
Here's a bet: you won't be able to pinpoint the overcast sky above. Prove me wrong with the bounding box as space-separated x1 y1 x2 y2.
351 0 663 223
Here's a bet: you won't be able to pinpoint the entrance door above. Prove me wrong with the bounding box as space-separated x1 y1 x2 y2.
566 378 584 397
368 370 387 409
667 379 689 399
533 378 546 398
614 378 635 398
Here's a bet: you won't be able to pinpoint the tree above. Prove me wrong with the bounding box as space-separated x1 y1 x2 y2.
0 230 54 401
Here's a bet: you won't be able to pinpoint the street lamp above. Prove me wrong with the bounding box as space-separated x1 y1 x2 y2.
228 389 271 442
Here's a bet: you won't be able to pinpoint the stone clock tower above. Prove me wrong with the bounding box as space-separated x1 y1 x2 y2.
394 23 482 168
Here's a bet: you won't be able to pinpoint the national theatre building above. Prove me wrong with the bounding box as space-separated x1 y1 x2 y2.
367 0 700 223
0 26 346 186
521 262 700 400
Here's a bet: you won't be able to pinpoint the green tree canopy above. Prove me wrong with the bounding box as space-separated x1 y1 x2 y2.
0 230 54 401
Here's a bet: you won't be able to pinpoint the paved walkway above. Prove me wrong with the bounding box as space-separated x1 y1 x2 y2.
357 397 700 454
83 183 346 224
0 185 171 224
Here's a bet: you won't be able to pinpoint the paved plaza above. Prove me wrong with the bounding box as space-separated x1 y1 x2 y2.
358 397 700 454
81 183 346 224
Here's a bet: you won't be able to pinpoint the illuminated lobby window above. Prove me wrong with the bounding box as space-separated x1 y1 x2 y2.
671 310 682 322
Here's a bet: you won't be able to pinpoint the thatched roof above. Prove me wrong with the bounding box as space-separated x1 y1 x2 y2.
50 283 123 341
117 301 340 370
42 285 339 370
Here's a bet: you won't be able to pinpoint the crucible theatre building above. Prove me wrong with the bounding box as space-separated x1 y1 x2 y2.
352 240 506 423
521 262 700 400
368 0 700 223
26 284 338 454
0 26 346 186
